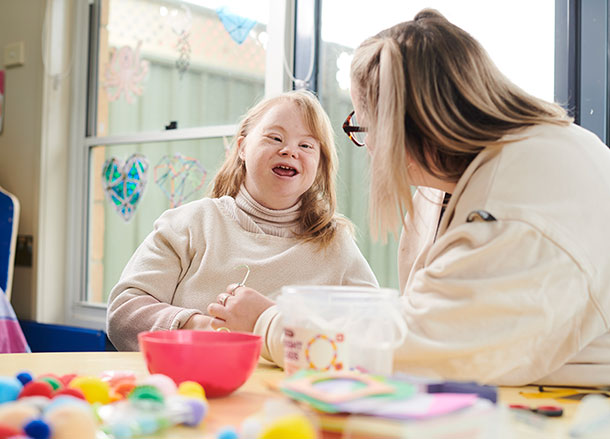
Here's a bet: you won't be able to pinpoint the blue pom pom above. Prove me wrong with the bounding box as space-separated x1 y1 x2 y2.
110 421 134 439
216 425 239 439
24 419 52 439
0 376 23 403
16 371 33 385
137 415 160 434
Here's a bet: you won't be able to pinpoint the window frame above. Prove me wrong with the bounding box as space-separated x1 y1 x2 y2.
53 0 609 330
63 0 295 329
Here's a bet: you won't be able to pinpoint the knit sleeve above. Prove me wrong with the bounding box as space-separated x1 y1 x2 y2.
253 305 285 366
106 204 205 351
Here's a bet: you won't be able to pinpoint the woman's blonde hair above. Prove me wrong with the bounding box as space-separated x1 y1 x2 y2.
351 8 572 239
210 90 351 249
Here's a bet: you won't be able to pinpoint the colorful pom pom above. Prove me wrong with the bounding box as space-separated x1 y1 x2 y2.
177 381 206 400
140 374 177 397
0 423 23 439
68 376 110 404
19 381 53 399
53 387 86 400
0 400 40 430
39 376 62 391
0 377 23 403
217 425 239 439
258 414 316 439
44 403 97 439
23 418 51 439
58 374 77 387
112 379 136 399
16 371 33 386
128 385 164 404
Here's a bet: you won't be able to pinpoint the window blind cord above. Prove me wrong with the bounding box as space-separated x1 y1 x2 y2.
282 31 316 90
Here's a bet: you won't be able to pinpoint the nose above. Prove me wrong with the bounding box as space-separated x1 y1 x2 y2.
279 144 298 158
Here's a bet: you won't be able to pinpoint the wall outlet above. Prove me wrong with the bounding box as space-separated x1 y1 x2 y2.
15 235 33 267
4 41 25 68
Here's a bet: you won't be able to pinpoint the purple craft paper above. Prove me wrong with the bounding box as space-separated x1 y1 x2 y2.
336 393 478 420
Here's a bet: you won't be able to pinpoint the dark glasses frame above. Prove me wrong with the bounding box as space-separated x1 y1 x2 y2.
342 110 367 147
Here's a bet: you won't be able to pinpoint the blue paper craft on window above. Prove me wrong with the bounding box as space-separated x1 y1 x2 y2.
216 7 257 44
102 154 149 222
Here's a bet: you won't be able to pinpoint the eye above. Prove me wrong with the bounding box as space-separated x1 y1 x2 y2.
267 135 282 142
299 143 313 149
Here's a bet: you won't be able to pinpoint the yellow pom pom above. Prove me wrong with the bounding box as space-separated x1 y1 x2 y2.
258 414 316 439
68 376 110 404
177 381 206 400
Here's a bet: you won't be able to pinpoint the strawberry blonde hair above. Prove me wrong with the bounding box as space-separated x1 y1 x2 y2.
351 8 571 240
210 90 352 249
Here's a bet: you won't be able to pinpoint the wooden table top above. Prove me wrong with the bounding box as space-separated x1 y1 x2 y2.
0 352 585 438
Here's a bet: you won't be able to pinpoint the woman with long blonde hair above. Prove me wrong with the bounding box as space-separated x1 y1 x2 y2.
345 9 610 385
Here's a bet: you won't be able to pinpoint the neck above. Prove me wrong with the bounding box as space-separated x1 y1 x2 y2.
236 186 301 224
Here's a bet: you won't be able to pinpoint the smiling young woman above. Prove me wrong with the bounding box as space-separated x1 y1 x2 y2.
106 90 379 358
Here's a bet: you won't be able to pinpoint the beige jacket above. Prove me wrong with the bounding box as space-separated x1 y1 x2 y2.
396 123 610 386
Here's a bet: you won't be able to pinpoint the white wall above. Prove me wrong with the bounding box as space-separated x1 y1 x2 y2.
0 0 46 319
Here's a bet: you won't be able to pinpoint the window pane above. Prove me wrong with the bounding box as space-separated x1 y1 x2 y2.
95 0 268 136
88 138 227 304
320 0 555 289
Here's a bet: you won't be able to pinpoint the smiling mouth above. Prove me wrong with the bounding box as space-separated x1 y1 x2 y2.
272 165 298 177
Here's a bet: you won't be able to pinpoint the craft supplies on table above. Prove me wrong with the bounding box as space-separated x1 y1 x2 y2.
280 369 497 419
0 369 207 439
279 369 507 439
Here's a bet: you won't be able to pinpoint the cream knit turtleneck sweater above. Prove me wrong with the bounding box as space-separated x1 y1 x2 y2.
106 188 378 362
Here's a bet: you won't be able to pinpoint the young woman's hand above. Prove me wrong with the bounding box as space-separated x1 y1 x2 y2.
207 284 275 333
181 314 215 331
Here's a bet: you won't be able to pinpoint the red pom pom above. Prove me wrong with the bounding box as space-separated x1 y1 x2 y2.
0 423 22 439
53 387 86 400
18 381 53 399
59 374 77 387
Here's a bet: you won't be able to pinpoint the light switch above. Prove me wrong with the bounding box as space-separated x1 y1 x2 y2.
4 41 25 67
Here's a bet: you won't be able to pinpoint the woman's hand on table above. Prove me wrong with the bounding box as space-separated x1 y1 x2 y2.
207 284 274 332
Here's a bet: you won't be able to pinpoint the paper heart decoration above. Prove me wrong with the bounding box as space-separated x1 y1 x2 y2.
154 153 207 208
102 154 149 222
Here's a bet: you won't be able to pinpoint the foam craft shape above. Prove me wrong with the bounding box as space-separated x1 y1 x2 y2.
282 370 394 404
102 154 148 222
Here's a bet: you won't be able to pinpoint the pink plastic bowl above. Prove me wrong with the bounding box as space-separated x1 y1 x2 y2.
138 330 262 398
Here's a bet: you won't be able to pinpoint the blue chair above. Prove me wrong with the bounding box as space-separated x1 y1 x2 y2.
0 186 19 300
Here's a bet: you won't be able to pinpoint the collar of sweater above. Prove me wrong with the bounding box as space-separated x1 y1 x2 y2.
233 186 302 236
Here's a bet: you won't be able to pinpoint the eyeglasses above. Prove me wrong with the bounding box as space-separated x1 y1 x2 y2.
342 110 367 147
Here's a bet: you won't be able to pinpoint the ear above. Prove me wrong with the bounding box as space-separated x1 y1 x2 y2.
237 136 246 161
